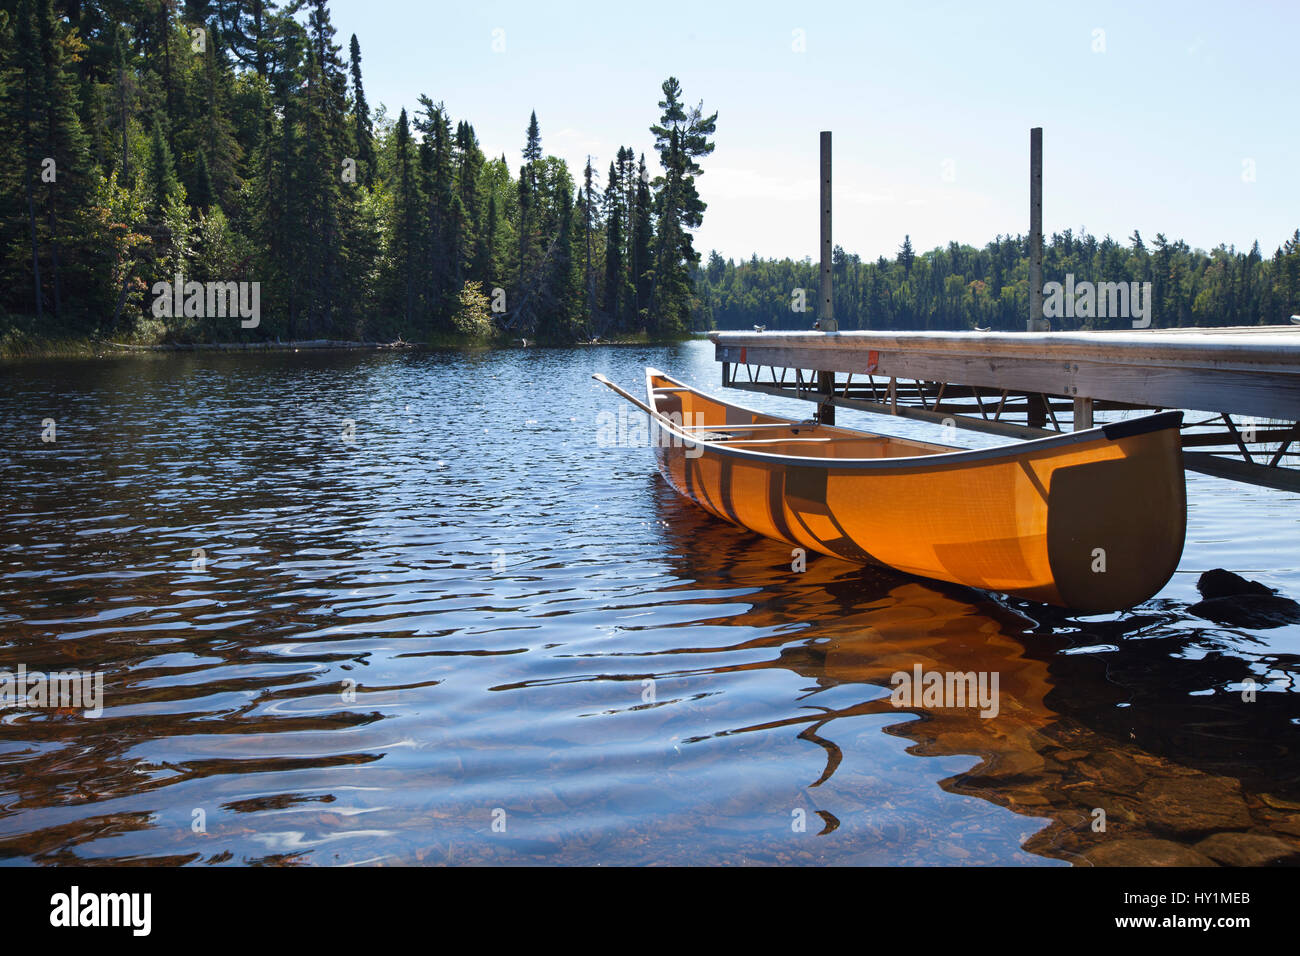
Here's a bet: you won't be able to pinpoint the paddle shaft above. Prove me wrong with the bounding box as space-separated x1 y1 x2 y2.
592 374 663 421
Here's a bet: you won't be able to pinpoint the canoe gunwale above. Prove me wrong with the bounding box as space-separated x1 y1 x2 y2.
642 367 1184 470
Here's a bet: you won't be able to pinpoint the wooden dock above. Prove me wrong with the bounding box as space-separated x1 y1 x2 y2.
712 129 1300 491
711 325 1300 491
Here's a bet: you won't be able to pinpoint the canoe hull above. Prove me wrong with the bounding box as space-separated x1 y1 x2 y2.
642 370 1185 611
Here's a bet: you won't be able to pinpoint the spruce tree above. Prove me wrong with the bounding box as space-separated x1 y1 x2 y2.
523 110 541 163
583 156 595 320
602 160 622 321
898 235 915 278
193 148 214 210
386 107 421 329
348 34 374 186
631 153 653 322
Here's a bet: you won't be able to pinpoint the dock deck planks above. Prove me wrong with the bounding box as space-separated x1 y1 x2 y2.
710 325 1300 489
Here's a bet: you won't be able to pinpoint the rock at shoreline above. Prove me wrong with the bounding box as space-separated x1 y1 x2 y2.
1085 838 1218 867
1138 775 1253 834
1189 569 1300 628
1194 831 1300 866
1197 568 1276 600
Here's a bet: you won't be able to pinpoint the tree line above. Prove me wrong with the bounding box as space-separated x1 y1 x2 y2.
0 0 716 346
697 229 1300 331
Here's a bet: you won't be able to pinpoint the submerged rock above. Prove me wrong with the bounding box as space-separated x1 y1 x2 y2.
1085 838 1217 867
1194 831 1300 866
1189 569 1300 628
1138 775 1253 834
1197 568 1276 600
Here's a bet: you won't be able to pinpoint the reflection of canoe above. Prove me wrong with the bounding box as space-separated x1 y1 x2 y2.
646 507 1300 865
594 367 1186 611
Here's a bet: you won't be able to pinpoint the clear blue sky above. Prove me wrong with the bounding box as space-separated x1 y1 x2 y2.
327 0 1299 264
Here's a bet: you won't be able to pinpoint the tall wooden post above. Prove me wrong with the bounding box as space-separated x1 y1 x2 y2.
817 131 836 422
819 131 836 334
1028 127 1045 333
1027 127 1047 428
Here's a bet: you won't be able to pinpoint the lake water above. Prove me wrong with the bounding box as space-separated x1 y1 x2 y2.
2 340 1299 866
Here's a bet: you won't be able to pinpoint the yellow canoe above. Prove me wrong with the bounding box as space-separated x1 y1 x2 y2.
594 367 1186 611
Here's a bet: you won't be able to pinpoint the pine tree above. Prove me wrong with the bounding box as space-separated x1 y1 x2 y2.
348 34 375 186
517 163 531 295
649 77 715 336
12 0 94 321
144 116 180 216
898 235 915 277
523 110 541 163
9 0 47 318
455 120 484 283
582 156 596 321
386 107 421 328
194 20 243 211
215 0 279 79
298 0 351 335
631 153 653 324
111 26 131 180
192 148 214 210
517 111 542 300
602 159 622 321
414 96 456 327
483 190 499 291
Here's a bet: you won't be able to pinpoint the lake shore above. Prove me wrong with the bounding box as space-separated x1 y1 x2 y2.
0 329 693 359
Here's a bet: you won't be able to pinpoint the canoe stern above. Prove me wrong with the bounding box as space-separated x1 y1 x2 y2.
1044 417 1186 611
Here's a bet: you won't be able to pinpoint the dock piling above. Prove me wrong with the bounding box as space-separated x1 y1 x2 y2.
1073 396 1094 430
1026 127 1049 427
1028 127 1046 333
818 130 837 422
819 131 836 334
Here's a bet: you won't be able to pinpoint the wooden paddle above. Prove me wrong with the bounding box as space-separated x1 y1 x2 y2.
592 373 661 419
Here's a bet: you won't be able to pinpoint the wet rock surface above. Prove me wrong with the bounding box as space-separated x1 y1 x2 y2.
1137 776 1254 835
1197 568 1277 600
1189 569 1300 628
1195 832 1300 866
1084 838 1218 867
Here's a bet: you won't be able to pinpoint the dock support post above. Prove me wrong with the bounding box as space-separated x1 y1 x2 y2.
819 131 836 335
817 371 835 423
817 130 836 422
1028 127 1047 333
1073 397 1094 430
1027 392 1048 430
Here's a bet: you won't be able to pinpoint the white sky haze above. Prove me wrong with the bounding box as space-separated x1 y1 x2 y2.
327 0 1300 264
